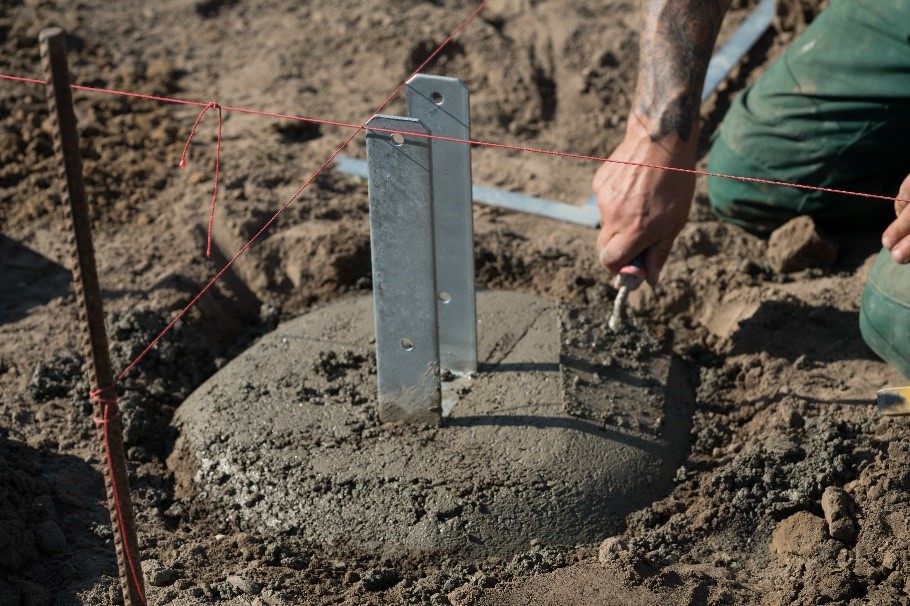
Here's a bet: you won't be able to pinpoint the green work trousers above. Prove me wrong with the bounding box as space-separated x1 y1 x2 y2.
706 0 910 376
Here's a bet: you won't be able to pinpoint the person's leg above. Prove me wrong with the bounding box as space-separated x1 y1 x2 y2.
707 0 910 235
861 251 910 378
706 0 910 377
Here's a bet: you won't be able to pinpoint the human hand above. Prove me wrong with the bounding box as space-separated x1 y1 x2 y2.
593 113 698 285
881 173 910 263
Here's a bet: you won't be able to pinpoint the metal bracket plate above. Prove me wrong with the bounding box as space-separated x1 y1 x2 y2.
406 74 478 375
366 115 442 425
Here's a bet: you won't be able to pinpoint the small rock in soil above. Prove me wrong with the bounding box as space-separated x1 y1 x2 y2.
143 559 177 587
226 574 262 595
766 215 836 273
28 350 84 403
33 520 66 556
33 496 55 522
821 486 856 542
598 536 628 564
506 545 566 577
361 567 401 592
770 511 827 556
211 580 241 599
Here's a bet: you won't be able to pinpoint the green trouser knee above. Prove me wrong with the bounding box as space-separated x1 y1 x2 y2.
861 250 910 379
705 0 910 376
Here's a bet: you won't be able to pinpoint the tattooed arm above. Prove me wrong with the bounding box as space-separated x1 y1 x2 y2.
594 0 732 283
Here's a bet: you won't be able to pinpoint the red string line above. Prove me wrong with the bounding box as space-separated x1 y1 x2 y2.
0 74 44 85
89 387 147 606
179 102 223 258
3 0 906 388
107 0 490 386
4 70 907 206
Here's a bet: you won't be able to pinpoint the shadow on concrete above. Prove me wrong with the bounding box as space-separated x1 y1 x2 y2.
446 413 664 456
0 236 71 325
478 362 559 374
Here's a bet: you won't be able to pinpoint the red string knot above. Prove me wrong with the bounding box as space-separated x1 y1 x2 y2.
89 385 117 405
89 385 119 425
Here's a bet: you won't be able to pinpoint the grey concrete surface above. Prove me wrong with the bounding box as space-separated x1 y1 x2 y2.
170 291 693 560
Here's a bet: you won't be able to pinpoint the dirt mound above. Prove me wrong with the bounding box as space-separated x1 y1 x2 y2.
0 437 111 605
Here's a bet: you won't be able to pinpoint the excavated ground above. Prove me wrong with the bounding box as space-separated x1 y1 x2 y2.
3 0 910 605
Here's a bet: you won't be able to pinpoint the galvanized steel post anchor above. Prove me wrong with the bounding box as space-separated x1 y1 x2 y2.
366 75 477 426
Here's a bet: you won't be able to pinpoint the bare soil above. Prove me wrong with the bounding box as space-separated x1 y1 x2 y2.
3 0 909 605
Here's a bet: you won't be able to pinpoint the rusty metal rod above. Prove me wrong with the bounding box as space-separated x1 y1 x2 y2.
39 27 146 606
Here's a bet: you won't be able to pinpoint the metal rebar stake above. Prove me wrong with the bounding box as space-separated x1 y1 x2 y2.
366 115 442 425
39 27 146 606
406 75 477 375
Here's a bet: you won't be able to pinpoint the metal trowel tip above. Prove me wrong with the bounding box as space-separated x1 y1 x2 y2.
608 285 630 332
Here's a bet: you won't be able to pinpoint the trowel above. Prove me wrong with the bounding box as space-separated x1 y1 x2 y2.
559 256 672 435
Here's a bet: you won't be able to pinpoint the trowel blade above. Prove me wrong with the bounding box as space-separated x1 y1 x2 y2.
558 302 671 435
877 386 910 416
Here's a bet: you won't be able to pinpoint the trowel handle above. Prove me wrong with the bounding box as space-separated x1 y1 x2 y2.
617 253 647 291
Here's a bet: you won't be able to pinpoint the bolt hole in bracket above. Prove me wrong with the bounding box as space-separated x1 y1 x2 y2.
366 74 478 425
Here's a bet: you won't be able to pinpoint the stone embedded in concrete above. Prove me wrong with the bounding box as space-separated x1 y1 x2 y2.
169 291 693 560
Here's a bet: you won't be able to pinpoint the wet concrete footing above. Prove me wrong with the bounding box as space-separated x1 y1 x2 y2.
169 291 693 559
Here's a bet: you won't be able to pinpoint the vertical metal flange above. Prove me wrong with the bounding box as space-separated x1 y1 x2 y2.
39 27 146 605
406 75 478 375
366 115 442 426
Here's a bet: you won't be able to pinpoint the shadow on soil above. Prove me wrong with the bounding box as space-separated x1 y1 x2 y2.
0 236 70 325
729 300 876 363
0 433 115 605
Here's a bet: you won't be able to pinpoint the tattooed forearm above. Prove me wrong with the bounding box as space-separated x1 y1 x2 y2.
635 0 733 142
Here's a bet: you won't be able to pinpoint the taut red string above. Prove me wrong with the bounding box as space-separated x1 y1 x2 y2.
4 0 908 392
3 71 907 206
359 126 910 206
179 102 223 258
